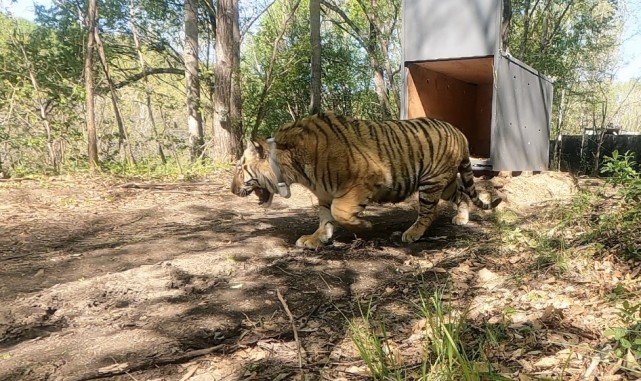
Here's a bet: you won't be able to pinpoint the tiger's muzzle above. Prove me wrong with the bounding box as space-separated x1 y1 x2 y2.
231 173 274 207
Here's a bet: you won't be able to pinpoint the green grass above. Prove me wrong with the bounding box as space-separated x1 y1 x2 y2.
4 155 234 182
98 157 233 181
348 300 406 380
347 290 512 381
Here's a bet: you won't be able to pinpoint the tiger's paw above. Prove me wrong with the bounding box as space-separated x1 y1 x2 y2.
451 214 469 225
296 234 327 249
401 227 424 243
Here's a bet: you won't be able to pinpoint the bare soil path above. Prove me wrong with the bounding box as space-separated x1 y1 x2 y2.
0 171 638 380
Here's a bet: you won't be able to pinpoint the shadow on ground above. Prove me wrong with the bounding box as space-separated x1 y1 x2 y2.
1 176 607 381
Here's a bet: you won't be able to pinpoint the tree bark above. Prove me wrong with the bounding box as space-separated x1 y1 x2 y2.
309 0 321 115
371 59 391 118
501 0 512 51
129 0 166 164
213 0 243 162
185 0 204 162
592 102 608 176
552 88 566 170
519 0 532 58
85 0 99 169
230 0 243 157
94 27 136 165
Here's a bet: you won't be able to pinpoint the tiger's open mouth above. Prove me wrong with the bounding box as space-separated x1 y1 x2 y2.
254 187 274 207
238 184 273 206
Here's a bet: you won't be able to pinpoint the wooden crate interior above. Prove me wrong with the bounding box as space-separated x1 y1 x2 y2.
406 57 494 158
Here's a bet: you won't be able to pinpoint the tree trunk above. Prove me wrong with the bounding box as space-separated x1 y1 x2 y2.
213 0 243 162
371 63 391 118
129 0 166 164
185 0 204 162
519 0 532 58
309 0 321 115
592 102 608 176
366 7 391 118
230 0 243 157
85 0 99 169
552 88 566 170
501 0 512 51
380 38 399 118
94 27 136 165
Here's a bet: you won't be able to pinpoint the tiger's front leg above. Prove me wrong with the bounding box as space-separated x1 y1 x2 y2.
296 201 335 249
330 187 372 232
402 182 443 243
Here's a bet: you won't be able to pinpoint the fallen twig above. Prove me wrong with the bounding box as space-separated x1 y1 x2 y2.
119 182 210 190
277 288 303 368
178 364 200 381
0 178 36 182
68 344 235 381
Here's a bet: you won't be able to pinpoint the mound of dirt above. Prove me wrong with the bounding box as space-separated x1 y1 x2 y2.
494 172 578 208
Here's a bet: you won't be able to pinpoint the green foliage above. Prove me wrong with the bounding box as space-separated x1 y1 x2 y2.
604 300 641 360
0 0 637 175
601 150 639 185
547 153 641 262
241 0 385 138
100 158 231 181
601 150 641 202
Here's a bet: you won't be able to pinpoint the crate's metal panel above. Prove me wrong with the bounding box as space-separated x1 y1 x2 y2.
492 55 553 171
403 0 501 62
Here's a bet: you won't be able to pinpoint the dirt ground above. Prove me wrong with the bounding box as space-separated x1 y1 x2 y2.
0 171 638 380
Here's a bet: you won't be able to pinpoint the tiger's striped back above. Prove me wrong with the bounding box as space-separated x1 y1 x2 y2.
274 112 483 205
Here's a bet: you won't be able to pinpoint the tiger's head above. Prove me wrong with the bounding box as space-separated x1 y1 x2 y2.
231 140 276 207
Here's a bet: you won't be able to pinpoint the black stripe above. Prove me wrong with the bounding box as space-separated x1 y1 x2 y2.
398 121 419 192
384 122 405 195
432 124 446 173
415 120 433 175
368 122 384 159
425 121 437 173
319 113 356 162
325 155 334 191
419 197 438 206
291 160 312 184
385 125 406 196
375 123 397 189
314 132 321 184
314 123 330 184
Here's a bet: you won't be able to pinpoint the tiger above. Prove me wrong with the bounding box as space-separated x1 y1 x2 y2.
231 112 501 248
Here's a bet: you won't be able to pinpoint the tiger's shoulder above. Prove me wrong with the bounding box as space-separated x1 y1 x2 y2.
273 112 356 146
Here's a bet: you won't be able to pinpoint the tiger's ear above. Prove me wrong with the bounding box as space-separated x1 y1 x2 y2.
246 139 266 160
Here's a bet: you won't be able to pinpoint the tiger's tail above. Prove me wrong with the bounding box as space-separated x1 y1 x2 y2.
458 157 502 210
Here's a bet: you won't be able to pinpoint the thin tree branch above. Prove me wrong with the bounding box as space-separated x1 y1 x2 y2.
109 67 184 90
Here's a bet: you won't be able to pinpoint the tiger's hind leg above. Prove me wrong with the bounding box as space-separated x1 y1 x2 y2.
402 176 449 243
296 200 335 249
441 177 470 226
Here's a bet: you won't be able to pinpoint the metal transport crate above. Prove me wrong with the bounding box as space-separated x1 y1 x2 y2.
401 0 554 172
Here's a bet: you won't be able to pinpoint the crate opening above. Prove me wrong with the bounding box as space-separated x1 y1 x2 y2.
406 57 494 159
